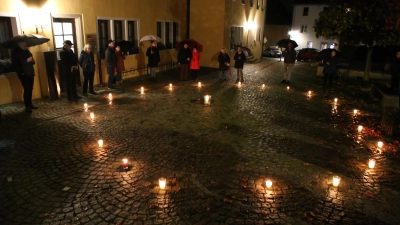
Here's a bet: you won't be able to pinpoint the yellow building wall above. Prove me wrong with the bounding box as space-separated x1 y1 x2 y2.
0 0 187 105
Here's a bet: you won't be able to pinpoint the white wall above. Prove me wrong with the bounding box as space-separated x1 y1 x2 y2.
290 4 336 50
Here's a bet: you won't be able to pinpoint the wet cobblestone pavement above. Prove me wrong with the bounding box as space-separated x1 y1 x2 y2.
1 58 400 225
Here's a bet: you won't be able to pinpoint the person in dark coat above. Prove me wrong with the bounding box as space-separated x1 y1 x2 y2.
146 41 160 82
390 51 400 94
178 43 192 81
234 46 246 83
11 41 38 113
322 50 338 93
105 40 116 89
282 42 297 84
218 48 230 81
79 44 96 96
59 40 80 101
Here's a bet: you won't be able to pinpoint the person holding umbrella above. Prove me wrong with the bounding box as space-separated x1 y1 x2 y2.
146 41 160 82
281 42 297 84
11 41 38 113
59 40 81 101
178 43 192 81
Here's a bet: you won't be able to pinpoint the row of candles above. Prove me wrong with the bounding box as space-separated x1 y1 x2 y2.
88 92 381 189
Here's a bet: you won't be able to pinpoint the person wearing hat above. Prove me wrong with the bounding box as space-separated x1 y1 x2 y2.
105 40 116 89
178 43 192 81
59 40 81 101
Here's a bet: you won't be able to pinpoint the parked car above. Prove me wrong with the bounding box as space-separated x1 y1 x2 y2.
262 48 282 58
296 48 320 61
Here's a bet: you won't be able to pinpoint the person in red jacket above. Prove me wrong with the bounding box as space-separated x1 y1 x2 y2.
190 46 200 81
115 46 126 86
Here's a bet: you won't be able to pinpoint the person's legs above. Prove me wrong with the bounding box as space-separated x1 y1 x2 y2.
328 73 334 88
70 73 78 98
107 67 114 88
65 71 73 99
88 72 96 93
191 70 197 80
82 71 89 94
282 63 288 82
236 69 240 83
222 70 227 80
184 65 189 80
286 64 293 81
18 74 33 108
116 72 122 82
239 68 243 82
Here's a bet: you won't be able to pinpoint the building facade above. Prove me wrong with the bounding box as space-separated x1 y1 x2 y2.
290 0 337 50
0 0 265 105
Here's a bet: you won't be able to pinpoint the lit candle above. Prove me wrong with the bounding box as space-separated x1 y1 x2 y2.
308 91 312 95
169 83 172 88
141 87 144 95
204 95 211 106
84 103 88 110
368 159 375 169
262 84 265 88
332 175 341 187
265 180 272 188
159 178 166 189
98 139 103 147
358 125 363 132
377 141 383 148
109 101 112 105
353 109 358 115
90 112 94 120
198 82 202 88
109 93 113 100
122 158 128 169
334 98 338 103
238 81 241 86
287 86 290 90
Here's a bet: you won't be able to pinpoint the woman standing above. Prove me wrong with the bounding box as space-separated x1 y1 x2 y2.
146 41 160 82
218 48 230 81
190 46 200 81
79 44 96 96
234 46 246 83
115 46 126 86
322 50 338 93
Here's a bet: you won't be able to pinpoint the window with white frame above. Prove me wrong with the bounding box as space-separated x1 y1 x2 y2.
97 18 139 58
156 21 179 50
300 25 307 33
0 17 13 60
230 26 243 50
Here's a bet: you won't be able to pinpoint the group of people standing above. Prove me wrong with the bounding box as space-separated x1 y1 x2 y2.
218 47 246 83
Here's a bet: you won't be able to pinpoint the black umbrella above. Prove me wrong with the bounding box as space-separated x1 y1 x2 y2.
115 40 136 54
1 34 50 48
277 39 298 49
316 48 339 61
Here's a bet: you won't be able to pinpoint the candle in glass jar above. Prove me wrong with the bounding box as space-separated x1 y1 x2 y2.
204 95 211 106
287 86 290 90
332 175 341 187
198 82 201 88
141 87 144 94
368 159 375 169
334 98 338 103
358 125 363 132
98 139 103 147
265 180 272 188
308 91 312 95
84 103 88 110
238 81 241 86
90 112 94 119
169 83 172 88
262 84 265 88
159 178 166 189
109 93 113 100
122 158 128 169
353 109 358 115
377 141 383 148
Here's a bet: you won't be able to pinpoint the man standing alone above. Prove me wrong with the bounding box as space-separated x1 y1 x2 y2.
281 42 297 84
105 40 116 89
59 40 80 101
178 43 192 81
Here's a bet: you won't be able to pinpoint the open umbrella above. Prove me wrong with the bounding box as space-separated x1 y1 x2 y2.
1 34 50 48
175 39 203 52
140 35 162 42
277 39 298 49
115 40 136 54
316 48 340 61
